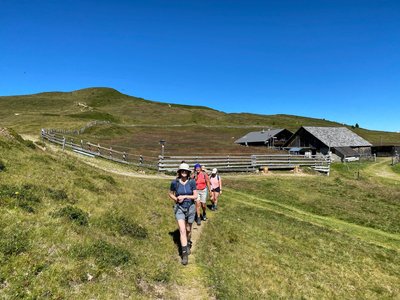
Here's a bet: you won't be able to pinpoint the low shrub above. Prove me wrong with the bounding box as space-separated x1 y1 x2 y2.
24 139 36 149
97 174 117 185
0 159 5 171
72 240 131 268
0 184 41 212
101 212 148 239
47 188 69 201
74 178 100 192
52 205 89 226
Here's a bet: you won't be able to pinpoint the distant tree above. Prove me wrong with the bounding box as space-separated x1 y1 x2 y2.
355 123 360 128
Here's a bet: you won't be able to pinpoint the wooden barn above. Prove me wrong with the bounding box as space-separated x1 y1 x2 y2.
284 126 372 159
235 128 293 147
372 145 400 157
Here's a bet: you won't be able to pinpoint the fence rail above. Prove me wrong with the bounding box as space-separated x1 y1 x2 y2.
41 129 331 175
41 129 158 168
158 154 331 175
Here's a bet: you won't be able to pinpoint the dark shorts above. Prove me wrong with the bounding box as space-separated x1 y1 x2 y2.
212 187 221 193
174 202 195 223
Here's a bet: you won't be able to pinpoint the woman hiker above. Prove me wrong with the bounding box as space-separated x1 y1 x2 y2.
192 163 211 226
210 168 222 210
168 163 198 265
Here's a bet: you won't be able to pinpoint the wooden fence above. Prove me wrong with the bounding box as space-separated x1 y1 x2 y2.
42 129 331 175
41 129 158 168
158 154 331 175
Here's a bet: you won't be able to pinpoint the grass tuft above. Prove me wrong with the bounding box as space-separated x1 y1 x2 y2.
0 184 41 212
0 159 5 171
0 226 30 257
46 188 69 202
100 211 148 239
72 240 131 268
52 205 89 226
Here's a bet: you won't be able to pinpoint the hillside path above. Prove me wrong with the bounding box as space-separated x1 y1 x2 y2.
365 158 400 182
23 133 215 298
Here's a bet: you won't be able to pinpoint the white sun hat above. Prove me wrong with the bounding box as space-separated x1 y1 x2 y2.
212 168 218 174
178 163 191 172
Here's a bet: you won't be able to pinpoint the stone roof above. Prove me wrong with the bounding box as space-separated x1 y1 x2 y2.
303 127 372 147
235 129 286 144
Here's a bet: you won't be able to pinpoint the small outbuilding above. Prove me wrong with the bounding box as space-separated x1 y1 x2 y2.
284 126 372 159
235 128 293 147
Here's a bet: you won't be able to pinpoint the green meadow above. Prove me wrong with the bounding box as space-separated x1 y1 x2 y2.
1 87 400 298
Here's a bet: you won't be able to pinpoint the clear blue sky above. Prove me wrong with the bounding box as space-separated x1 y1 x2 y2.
1 0 399 131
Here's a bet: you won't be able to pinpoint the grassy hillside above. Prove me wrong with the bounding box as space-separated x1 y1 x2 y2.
1 129 399 298
1 87 399 153
197 162 400 299
0 130 185 299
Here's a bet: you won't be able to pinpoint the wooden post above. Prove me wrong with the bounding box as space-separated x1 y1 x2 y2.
62 137 66 151
109 147 113 158
97 143 100 154
140 155 143 165
123 152 127 161
263 166 269 174
294 165 299 173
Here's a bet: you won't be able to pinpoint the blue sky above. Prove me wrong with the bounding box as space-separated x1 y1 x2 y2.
1 0 399 132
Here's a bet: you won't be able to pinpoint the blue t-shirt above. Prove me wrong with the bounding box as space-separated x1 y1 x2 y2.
170 179 197 202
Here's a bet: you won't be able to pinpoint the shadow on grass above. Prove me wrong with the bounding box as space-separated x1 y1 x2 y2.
169 229 181 256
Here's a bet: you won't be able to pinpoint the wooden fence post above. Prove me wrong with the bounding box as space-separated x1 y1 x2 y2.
123 152 127 161
109 147 113 158
62 137 66 151
140 155 143 165
97 144 100 154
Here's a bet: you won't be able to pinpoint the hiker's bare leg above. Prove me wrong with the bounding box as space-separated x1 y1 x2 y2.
214 192 220 206
201 202 206 214
186 222 192 241
177 219 187 247
196 200 201 219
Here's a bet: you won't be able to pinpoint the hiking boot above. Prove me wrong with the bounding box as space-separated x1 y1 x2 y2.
187 240 192 255
202 213 207 221
181 251 188 265
211 205 215 211
196 216 201 226
181 245 189 265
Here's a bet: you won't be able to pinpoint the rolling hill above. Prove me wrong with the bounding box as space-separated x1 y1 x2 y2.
1 88 399 150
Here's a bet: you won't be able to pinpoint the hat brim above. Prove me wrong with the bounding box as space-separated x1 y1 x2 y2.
178 168 191 172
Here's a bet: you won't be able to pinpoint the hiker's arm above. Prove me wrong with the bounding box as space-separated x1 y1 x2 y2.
168 190 178 203
206 175 212 194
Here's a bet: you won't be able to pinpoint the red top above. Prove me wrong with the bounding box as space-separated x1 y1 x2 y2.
194 172 209 190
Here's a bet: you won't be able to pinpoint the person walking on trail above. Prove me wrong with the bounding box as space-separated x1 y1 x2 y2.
210 168 222 210
192 163 211 226
168 163 198 265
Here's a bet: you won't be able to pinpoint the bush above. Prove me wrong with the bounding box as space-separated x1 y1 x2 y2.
72 240 131 268
0 184 41 213
74 178 100 192
24 140 36 149
52 205 89 226
102 212 148 239
97 174 117 185
47 188 69 201
0 159 5 171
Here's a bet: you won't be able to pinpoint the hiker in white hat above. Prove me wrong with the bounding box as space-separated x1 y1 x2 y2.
209 168 222 211
168 163 198 265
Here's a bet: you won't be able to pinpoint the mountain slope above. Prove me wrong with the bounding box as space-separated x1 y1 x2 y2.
1 87 399 146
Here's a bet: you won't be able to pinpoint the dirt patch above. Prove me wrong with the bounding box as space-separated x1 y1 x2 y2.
0 128 16 140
